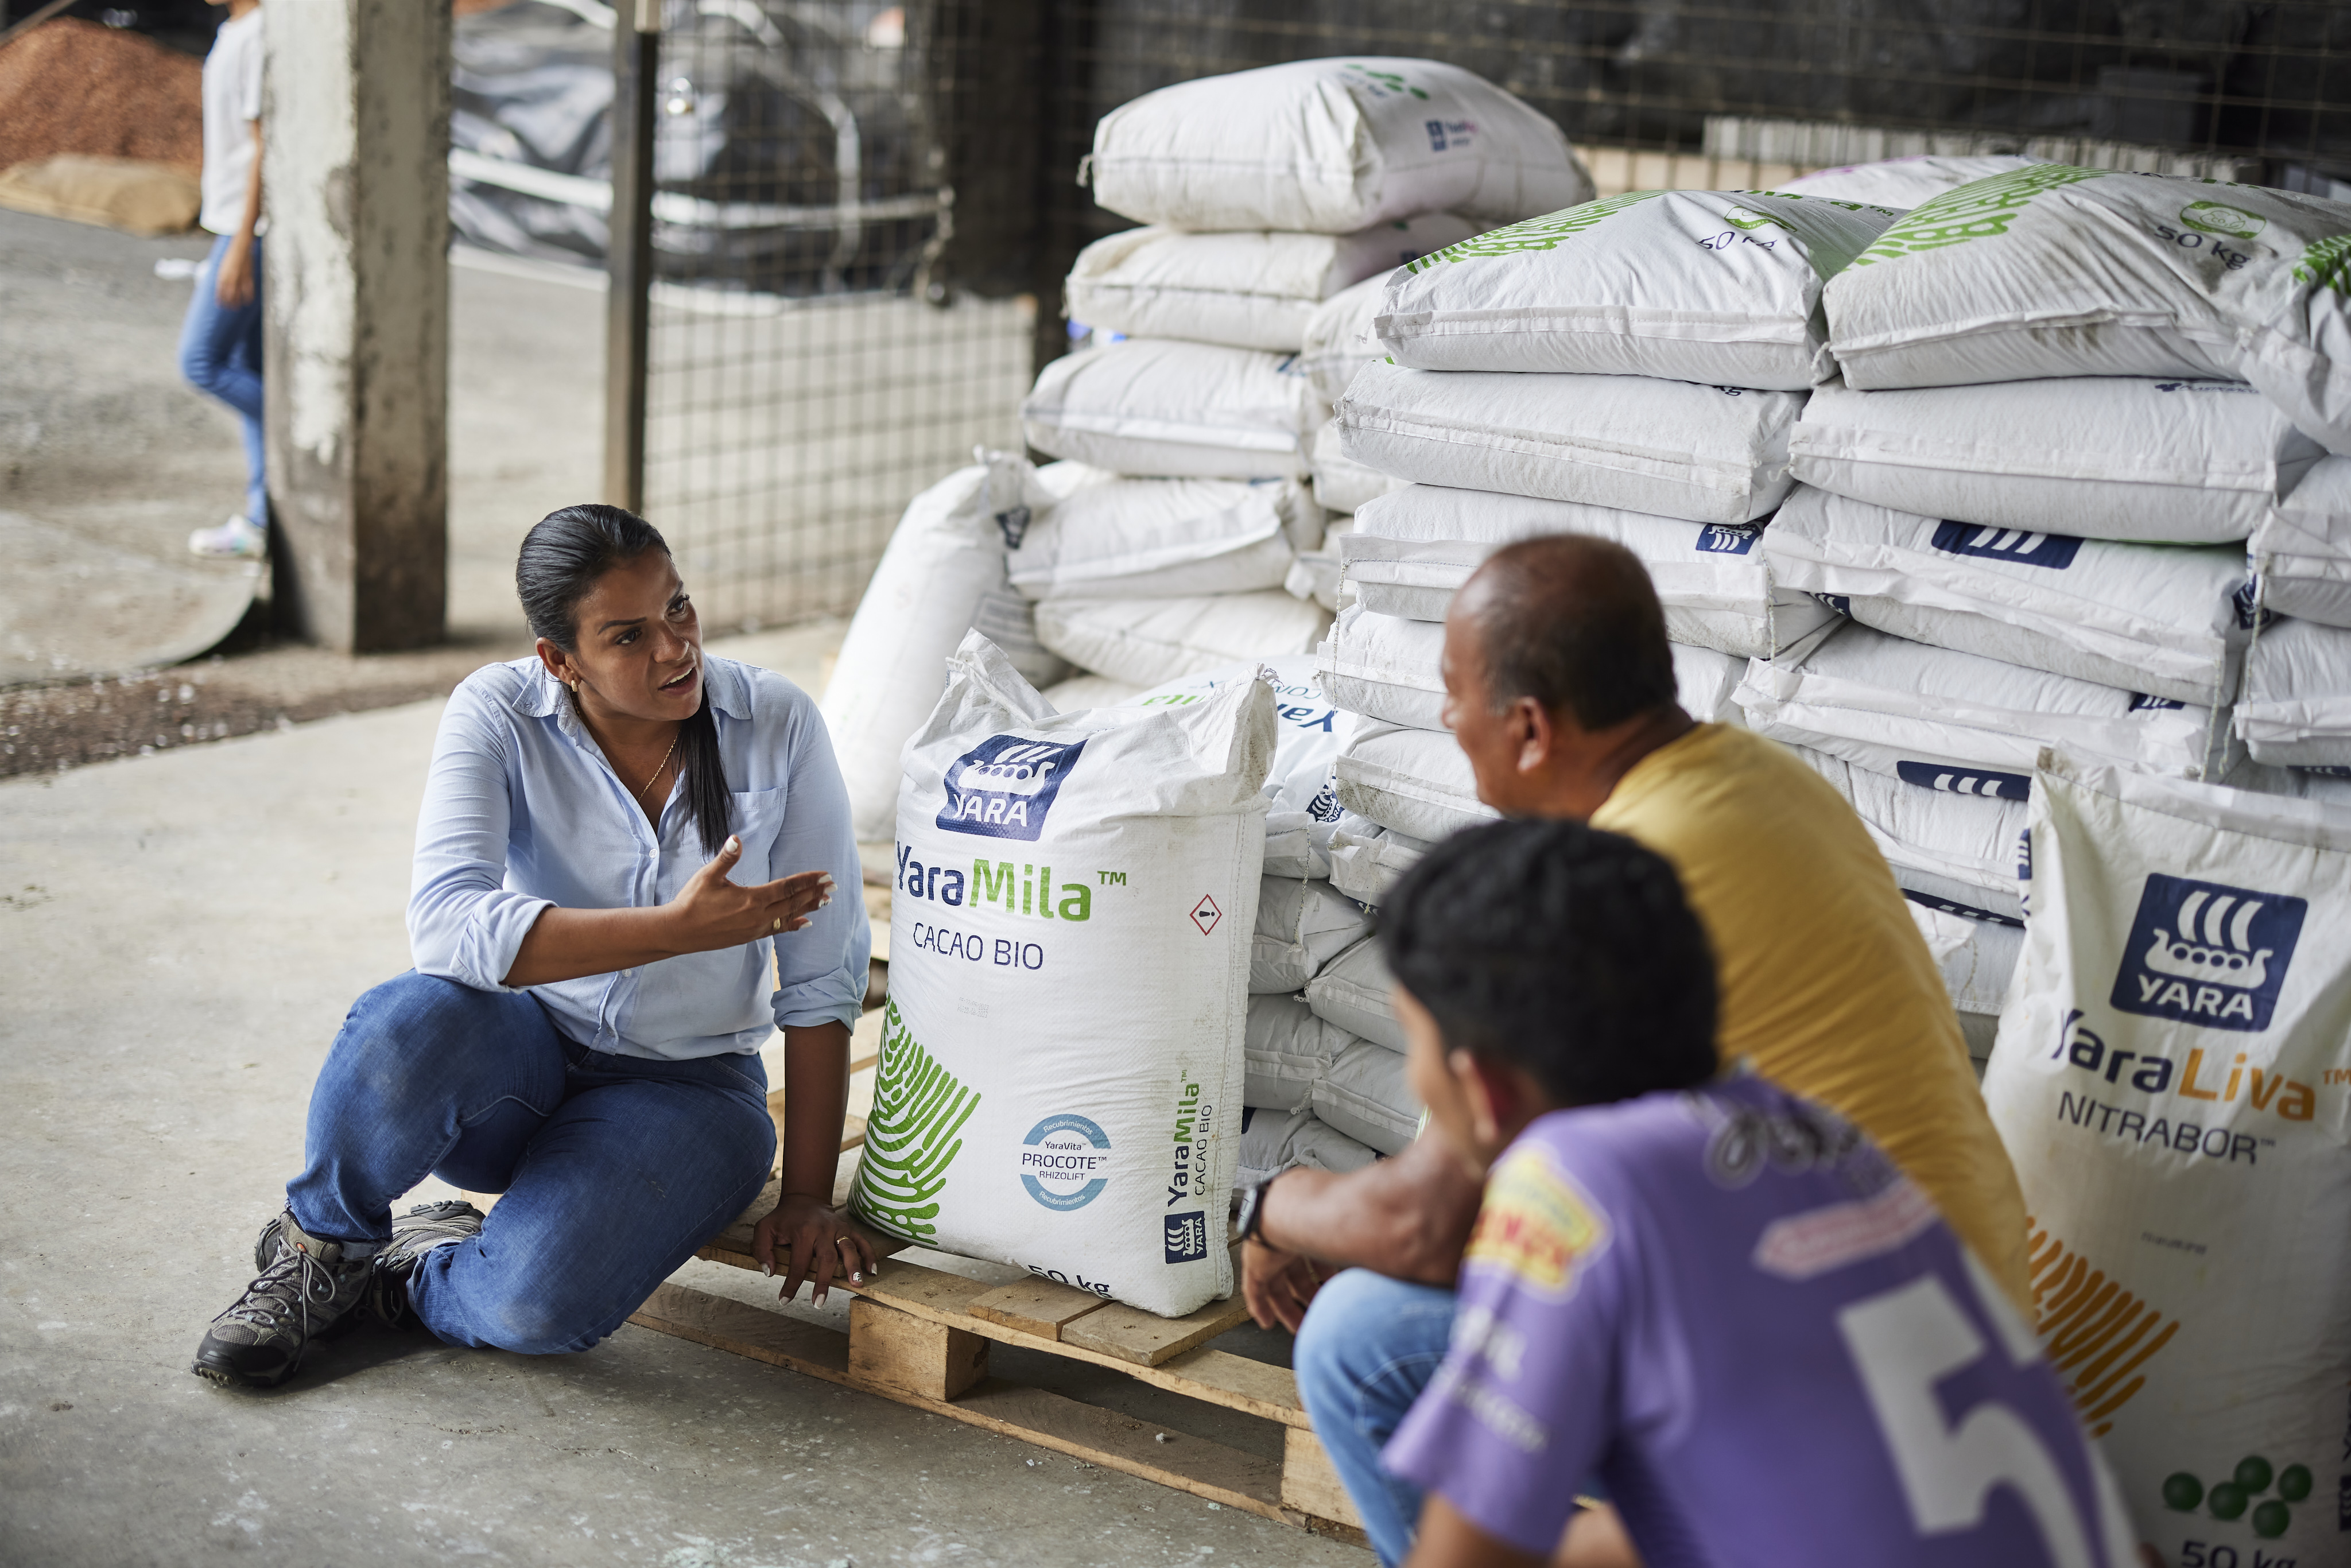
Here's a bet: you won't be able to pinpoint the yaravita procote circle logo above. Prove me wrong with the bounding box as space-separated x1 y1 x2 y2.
1019 1113 1112 1211
2179 200 2266 239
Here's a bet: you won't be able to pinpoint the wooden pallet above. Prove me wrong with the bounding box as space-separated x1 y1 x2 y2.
627 1176 1366 1545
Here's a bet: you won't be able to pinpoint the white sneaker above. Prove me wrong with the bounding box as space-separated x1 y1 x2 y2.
188 515 267 560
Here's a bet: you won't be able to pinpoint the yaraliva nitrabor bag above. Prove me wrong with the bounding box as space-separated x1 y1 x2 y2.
1984 752 2351 1566
1064 215 1480 353
1821 166 2351 447
857 631 1274 1317
1082 57 1592 235
1735 620 2241 787
1791 375 2323 545
2254 455 2351 630
2234 616 2351 771
1375 188 1899 389
1762 485 2255 707
1343 481 1838 657
1335 360 1805 525
1005 471 1321 602
1022 338 1327 482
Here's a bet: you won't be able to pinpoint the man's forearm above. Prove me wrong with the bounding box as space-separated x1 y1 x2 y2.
1257 1136 1483 1283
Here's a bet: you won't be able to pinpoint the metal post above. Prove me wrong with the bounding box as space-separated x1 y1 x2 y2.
603 0 659 514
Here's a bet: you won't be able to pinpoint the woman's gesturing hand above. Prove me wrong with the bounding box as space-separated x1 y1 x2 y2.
665 836 835 956
752 1193 884 1308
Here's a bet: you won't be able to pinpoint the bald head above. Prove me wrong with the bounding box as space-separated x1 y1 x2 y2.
1453 535 1678 732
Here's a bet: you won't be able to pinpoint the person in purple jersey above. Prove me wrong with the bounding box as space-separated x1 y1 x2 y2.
1373 817 2144 1568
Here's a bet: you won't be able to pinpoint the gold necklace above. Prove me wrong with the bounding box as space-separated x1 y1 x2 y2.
639 728 680 802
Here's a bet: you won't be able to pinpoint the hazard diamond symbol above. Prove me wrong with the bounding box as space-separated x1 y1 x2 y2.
1190 894 1222 935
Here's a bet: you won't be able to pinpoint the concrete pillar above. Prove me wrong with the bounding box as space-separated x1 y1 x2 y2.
262 0 450 653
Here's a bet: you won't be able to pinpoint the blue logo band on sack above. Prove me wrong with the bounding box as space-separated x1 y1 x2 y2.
1020 1113 1112 1210
1931 521 2083 570
1896 760 2032 799
1695 524 1762 556
938 733 1087 842
2111 874 2306 1033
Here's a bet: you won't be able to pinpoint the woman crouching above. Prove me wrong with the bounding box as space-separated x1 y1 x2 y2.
193 504 876 1386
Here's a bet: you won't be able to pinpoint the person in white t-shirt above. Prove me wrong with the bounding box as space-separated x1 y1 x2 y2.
181 0 267 560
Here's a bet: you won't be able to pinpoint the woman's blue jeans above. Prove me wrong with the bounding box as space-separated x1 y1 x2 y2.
284 972 775 1355
178 232 266 526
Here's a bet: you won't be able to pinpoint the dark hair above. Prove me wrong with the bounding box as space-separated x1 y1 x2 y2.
517 504 730 858
1462 535 1679 731
1380 818 1718 1107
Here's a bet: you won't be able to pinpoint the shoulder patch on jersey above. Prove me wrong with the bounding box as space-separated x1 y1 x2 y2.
1464 1142 1609 1298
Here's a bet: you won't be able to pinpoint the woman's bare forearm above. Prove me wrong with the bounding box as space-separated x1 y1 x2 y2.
499 905 684 987
780 1022 852 1198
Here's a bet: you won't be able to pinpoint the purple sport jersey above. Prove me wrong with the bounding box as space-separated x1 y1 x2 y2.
1385 1075 2139 1566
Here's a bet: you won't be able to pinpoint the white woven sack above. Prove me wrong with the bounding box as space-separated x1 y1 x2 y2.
1791 375 2319 546
1312 1039 1422 1155
1130 655 1351 880
1344 482 1837 656
1376 189 1899 389
1334 719 1492 841
1779 153 2049 210
1799 746 2027 921
1302 275 1392 403
1065 215 1480 352
2254 456 2351 629
1336 360 1805 524
1083 57 1592 235
1909 900 2024 1018
1821 166 2351 443
1251 875 1376 995
1007 473 1320 601
822 456 1067 841
1736 620 2241 786
1763 486 2254 707
1233 1105 1378 1190
2235 616 2351 769
1033 592 1332 690
861 632 1273 1317
1983 754 2351 1564
1023 338 1327 481
1326 813 1429 909
1304 935 1406 1052
1310 420 1399 515
1243 992 1357 1112
1285 542 1348 614
1043 673 1144 710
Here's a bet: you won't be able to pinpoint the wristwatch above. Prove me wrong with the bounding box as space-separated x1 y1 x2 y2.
1235 1171 1283 1247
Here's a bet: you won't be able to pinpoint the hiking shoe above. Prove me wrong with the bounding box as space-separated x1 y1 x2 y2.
365 1199 486 1330
192 1212 374 1390
188 515 266 559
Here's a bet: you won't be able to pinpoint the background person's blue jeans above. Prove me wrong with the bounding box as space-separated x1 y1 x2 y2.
284 972 775 1355
1294 1269 1458 1567
178 232 266 527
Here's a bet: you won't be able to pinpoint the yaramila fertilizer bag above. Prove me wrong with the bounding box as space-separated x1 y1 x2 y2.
2234 615 2351 771
1128 656 1352 879
1343 481 1838 657
1984 752 2351 1566
1005 471 1322 601
1375 189 1900 389
1335 360 1805 524
1064 215 1479 352
2254 455 2351 631
1735 620 2241 786
1792 375 2322 545
859 631 1273 1316
1821 166 2351 443
1083 57 1591 235
821 455 1068 841
1779 153 2050 210
1762 485 2255 707
1022 337 1326 482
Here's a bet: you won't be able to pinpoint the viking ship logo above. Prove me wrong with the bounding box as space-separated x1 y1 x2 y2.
2111 873 2306 1033
937 733 1087 842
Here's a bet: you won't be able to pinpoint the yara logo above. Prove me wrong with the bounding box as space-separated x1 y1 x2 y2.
937 734 1086 843
2110 872 2306 1033
1930 521 2083 570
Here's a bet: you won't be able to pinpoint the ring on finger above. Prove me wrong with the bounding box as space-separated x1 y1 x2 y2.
771 915 782 932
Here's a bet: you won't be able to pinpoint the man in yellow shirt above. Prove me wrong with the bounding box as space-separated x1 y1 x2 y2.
1241 535 2030 1566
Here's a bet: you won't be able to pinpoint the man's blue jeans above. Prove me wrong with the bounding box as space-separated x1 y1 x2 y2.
1294 1269 1457 1568
285 972 775 1354
178 232 266 526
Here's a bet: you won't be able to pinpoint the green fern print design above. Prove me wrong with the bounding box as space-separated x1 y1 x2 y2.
850 999 980 1243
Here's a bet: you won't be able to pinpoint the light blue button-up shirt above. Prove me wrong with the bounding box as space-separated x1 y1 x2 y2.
407 654 870 1061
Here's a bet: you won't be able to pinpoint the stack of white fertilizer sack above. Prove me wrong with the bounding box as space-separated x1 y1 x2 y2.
1016 57 1594 691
